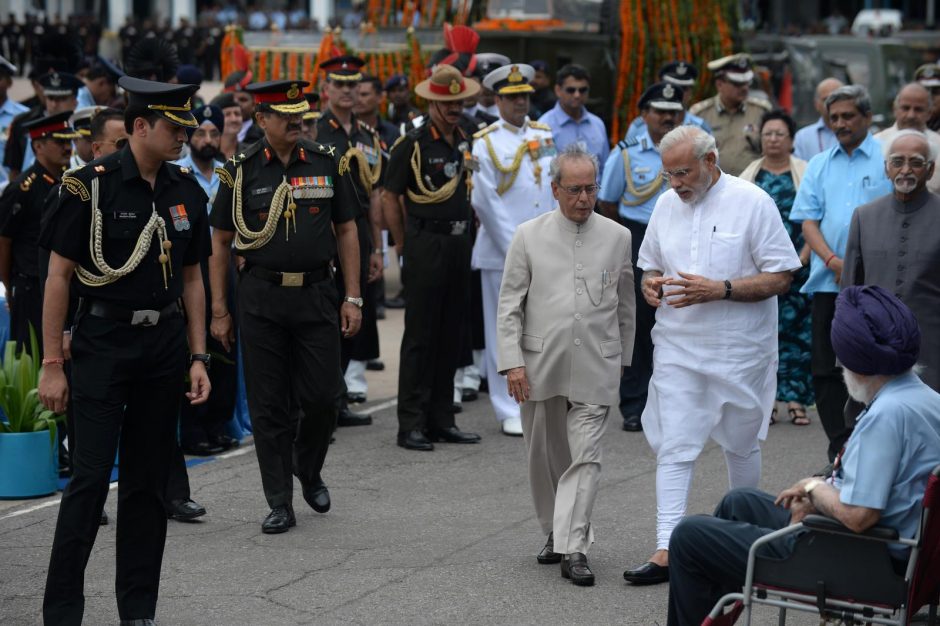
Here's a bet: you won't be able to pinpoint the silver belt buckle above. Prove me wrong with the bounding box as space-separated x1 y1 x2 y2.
450 221 467 235
280 272 304 287
130 309 160 327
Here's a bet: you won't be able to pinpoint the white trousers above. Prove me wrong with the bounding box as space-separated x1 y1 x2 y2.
655 444 762 550
454 350 484 403
344 360 368 394
480 269 520 423
522 397 608 555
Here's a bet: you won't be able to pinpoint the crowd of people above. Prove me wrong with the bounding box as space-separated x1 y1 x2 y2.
0 20 939 625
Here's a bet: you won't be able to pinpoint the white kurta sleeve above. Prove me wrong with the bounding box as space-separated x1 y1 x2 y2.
496 226 531 373
749 191 803 273
636 196 666 273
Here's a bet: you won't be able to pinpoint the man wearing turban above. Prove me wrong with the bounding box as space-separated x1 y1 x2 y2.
663 285 940 626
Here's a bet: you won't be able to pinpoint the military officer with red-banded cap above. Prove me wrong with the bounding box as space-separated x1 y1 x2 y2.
208 79 362 534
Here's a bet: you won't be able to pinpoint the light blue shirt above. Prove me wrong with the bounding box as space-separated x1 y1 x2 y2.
538 102 609 179
598 130 667 224
174 153 221 211
76 86 95 110
0 97 28 186
838 372 940 553
624 111 712 143
789 133 891 294
793 117 838 162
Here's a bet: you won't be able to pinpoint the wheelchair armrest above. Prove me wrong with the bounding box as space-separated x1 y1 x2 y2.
802 514 899 540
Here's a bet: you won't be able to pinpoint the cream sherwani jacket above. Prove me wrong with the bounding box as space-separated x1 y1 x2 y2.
496 210 636 407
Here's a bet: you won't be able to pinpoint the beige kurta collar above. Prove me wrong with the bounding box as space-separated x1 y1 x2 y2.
552 208 595 233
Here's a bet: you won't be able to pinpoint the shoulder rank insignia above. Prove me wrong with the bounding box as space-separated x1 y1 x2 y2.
472 123 498 140
215 166 234 188
617 138 639 150
688 99 712 115
94 164 106 173
42 173 56 185
357 119 377 135
179 166 191 174
527 121 552 132
317 143 337 157
19 172 36 191
747 96 772 110
62 175 90 200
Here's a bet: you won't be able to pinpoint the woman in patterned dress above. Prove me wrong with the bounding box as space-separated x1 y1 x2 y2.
739 110 814 425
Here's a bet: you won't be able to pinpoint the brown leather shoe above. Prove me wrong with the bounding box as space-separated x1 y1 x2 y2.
537 532 562 564
561 552 595 586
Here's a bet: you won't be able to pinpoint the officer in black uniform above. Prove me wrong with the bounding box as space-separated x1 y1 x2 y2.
39 76 212 626
316 54 385 427
0 111 78 352
208 79 362 534
382 65 482 451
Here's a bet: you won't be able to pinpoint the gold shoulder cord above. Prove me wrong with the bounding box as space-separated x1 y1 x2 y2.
620 147 664 207
406 141 462 204
484 134 536 195
231 164 296 250
75 177 174 289
338 134 383 194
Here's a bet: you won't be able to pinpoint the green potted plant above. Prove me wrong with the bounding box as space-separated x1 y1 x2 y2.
0 329 66 498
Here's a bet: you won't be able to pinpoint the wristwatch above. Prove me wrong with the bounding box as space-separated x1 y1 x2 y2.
190 353 211 368
723 279 733 300
804 479 824 496
344 296 364 308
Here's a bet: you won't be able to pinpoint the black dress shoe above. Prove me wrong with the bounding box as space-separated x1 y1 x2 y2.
346 391 367 404
181 441 225 456
375 306 386 320
208 434 239 451
561 553 595 586
261 505 296 534
623 561 669 585
366 360 385 371
453 403 463 414
337 408 372 427
537 532 561 564
302 481 331 513
167 499 207 522
100 511 109 526
428 426 481 444
397 430 434 451
461 388 479 402
622 414 643 432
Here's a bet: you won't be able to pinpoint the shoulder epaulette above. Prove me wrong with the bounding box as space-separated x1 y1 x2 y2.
618 138 639 150
688 98 714 115
747 96 773 110
527 121 552 132
230 140 264 165
19 171 37 191
390 134 411 153
315 142 339 158
473 122 499 139
357 119 379 136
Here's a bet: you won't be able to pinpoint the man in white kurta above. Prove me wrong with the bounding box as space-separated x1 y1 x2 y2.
471 63 556 436
623 125 801 586
497 145 635 586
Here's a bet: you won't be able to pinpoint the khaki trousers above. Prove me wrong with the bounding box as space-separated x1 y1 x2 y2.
521 396 609 555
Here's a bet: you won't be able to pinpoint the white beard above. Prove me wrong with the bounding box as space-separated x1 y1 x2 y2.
843 369 874 405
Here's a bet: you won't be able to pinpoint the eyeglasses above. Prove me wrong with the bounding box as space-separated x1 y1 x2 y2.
560 184 598 196
98 138 128 149
662 168 693 180
887 156 929 170
564 86 589 95
760 130 789 138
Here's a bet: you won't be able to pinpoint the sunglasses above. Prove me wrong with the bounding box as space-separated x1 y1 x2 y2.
99 138 128 149
564 87 589 95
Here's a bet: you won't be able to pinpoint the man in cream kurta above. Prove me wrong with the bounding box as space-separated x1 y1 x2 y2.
472 63 556 436
623 125 801 586
497 145 635 586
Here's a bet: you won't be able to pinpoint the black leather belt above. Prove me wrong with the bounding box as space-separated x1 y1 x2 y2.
80 299 182 327
410 217 470 235
245 264 332 287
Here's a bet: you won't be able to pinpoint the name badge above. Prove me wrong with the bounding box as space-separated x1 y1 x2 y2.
113 211 139 220
251 186 273 196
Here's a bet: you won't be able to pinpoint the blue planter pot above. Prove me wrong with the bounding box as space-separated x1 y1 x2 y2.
0 430 59 498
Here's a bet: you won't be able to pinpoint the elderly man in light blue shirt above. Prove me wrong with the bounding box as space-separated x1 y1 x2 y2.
793 77 843 161
789 85 891 465
538 64 609 179
0 56 28 189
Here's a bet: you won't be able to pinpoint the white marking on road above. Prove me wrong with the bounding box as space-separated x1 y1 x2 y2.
0 397 400 522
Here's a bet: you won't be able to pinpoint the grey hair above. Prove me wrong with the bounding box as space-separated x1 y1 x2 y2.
659 125 719 162
549 143 599 184
885 129 938 162
825 84 872 116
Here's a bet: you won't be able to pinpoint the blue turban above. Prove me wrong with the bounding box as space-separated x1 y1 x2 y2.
831 285 921 376
189 105 224 136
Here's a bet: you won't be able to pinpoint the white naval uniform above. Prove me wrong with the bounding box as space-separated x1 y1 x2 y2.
636 173 801 549
471 117 556 423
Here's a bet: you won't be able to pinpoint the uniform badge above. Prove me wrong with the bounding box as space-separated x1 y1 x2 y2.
62 175 90 200
355 141 379 166
449 79 461 95
463 152 480 172
676 63 688 76
663 84 675 99
168 203 191 231
457 141 469 153
539 137 557 158
94 165 106 173
508 66 523 84
290 175 334 199
443 161 458 178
